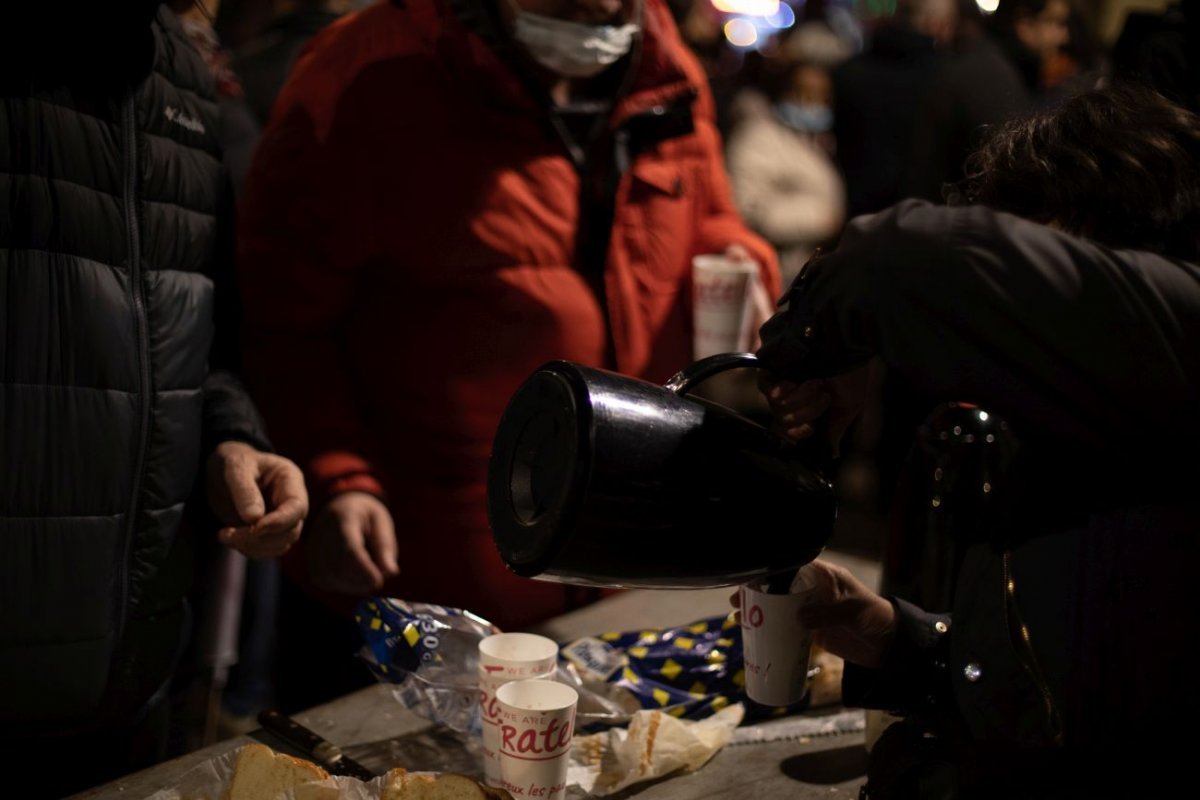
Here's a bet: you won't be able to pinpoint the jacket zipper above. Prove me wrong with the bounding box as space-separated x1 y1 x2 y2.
117 93 153 651
1002 550 1064 744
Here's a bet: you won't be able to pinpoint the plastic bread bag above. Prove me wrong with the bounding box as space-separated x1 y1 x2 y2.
356 600 824 734
356 598 633 732
356 598 499 733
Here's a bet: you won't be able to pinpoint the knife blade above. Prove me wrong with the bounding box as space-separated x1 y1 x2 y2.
257 709 376 781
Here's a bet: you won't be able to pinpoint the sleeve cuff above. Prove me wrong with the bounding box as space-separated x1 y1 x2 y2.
842 598 952 715
309 450 386 507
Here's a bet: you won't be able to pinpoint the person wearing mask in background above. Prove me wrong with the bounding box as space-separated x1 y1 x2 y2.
727 23 848 287
751 85 1200 798
0 2 308 796
238 0 778 710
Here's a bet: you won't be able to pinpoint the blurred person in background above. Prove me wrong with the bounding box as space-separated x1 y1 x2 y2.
0 2 307 795
987 0 1071 104
754 84 1200 799
226 1 357 127
1112 0 1200 114
727 22 848 287
832 0 956 218
170 0 262 195
238 0 779 709
904 0 1028 204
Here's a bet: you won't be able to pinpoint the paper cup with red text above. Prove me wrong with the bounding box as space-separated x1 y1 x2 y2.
479 633 559 785
495 679 578 800
740 582 812 707
692 254 759 359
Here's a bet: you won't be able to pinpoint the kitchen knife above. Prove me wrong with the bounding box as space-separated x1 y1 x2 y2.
257 709 376 781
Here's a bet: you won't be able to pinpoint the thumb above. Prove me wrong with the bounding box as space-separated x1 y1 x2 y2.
225 456 266 524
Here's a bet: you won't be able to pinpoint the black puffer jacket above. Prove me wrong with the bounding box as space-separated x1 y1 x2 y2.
0 5 268 732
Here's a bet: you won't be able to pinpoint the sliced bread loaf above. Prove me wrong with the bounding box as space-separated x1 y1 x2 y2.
223 743 330 800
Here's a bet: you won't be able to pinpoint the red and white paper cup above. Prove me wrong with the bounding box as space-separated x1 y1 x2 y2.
739 581 813 707
692 254 760 359
479 633 559 785
495 679 578 800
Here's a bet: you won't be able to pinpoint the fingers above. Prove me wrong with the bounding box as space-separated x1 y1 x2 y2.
220 524 301 560
219 454 308 559
341 531 386 593
305 494 397 595
724 243 753 263
762 379 832 441
263 457 309 520
363 502 400 579
254 496 307 536
239 498 306 559
222 453 267 524
317 523 385 595
767 379 824 411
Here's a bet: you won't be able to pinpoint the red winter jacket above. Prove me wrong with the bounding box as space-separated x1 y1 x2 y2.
238 0 779 629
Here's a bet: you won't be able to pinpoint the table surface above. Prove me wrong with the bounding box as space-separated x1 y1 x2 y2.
70 553 881 800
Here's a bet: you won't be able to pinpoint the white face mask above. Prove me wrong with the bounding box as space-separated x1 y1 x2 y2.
508 1 640 79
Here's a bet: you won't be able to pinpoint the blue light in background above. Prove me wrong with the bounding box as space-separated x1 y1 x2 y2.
766 3 796 30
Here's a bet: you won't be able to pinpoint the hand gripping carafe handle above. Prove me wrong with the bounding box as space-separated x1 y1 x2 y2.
663 352 834 472
666 352 834 594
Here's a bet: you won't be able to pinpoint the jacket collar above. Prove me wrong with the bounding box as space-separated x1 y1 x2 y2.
434 0 695 128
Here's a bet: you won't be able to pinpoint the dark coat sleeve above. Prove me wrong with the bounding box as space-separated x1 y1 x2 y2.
843 599 953 715
202 170 272 456
757 199 1200 458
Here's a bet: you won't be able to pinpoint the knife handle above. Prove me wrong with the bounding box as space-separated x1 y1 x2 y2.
258 709 342 764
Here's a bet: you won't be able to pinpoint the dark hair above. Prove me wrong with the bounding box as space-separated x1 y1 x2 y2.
963 85 1200 260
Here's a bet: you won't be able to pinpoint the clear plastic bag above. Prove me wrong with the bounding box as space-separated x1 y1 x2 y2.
355 598 809 734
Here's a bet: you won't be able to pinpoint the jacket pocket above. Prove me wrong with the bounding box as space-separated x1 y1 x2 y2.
622 159 696 291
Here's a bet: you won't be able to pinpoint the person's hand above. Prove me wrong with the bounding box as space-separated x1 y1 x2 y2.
759 358 876 457
305 491 399 595
732 560 897 669
206 441 308 559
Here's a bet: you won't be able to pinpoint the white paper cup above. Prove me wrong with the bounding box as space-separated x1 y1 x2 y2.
740 582 812 707
495 679 578 800
692 254 760 359
479 633 559 785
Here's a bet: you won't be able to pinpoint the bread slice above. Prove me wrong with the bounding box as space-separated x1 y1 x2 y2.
224 743 330 800
381 769 514 800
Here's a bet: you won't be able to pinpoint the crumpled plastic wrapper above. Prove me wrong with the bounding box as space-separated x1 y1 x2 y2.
138 744 412 800
566 703 745 795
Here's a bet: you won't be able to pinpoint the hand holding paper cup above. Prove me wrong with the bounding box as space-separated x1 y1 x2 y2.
478 633 559 785
692 253 762 359
739 577 813 707
496 679 578 800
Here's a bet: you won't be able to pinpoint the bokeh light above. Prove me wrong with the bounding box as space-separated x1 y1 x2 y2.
711 0 781 17
724 18 760 48
976 0 1000 13
766 3 797 30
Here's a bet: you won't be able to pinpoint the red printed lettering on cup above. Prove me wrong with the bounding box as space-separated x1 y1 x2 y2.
480 688 502 723
499 714 574 757
695 278 745 308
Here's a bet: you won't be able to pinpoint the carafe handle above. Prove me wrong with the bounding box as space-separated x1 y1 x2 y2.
663 352 762 395
664 351 835 481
